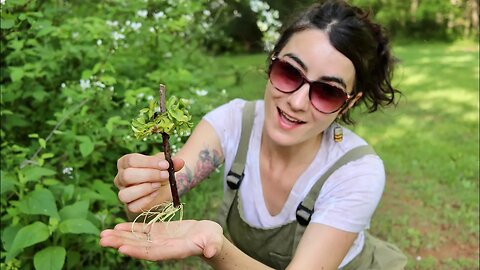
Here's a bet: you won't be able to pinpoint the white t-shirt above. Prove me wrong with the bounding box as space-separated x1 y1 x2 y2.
203 99 385 267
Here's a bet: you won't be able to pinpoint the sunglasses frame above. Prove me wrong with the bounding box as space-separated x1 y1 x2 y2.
268 55 353 114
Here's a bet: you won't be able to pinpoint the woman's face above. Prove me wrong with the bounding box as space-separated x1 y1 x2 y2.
263 29 356 147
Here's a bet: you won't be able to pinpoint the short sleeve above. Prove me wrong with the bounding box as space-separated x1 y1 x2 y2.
203 99 246 176
310 155 385 233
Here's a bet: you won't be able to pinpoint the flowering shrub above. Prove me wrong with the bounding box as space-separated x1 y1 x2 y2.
249 0 282 51
0 0 231 269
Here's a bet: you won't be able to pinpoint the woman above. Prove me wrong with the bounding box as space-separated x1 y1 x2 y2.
100 0 407 269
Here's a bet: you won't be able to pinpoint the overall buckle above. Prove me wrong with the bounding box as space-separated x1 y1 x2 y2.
296 203 313 226
226 171 244 190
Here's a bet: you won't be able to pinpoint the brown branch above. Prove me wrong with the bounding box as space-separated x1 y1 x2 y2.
158 84 181 207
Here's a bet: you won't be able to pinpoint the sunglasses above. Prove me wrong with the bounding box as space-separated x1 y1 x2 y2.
268 56 352 114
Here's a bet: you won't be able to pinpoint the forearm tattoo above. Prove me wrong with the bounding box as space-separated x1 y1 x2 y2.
176 148 222 195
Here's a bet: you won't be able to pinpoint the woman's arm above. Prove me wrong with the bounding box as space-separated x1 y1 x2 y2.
174 120 224 195
115 119 224 215
288 223 358 270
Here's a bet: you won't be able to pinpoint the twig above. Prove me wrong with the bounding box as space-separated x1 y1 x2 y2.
20 98 89 169
158 84 181 207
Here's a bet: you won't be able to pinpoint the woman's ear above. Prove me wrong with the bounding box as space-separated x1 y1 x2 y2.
339 92 363 115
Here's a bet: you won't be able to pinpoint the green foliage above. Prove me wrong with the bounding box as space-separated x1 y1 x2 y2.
1 0 230 269
132 97 193 140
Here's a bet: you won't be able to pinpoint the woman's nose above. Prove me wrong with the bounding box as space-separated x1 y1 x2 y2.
287 83 310 111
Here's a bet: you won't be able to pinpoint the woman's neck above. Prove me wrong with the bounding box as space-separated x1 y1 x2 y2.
260 131 323 167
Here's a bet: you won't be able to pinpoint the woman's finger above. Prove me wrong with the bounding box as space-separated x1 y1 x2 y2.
118 183 167 204
118 153 163 170
119 153 185 171
125 190 164 213
117 168 169 187
100 231 150 249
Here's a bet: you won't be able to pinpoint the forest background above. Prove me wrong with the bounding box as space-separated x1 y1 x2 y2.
1 0 479 269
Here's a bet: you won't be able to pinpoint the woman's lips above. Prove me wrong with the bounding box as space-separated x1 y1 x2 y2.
277 107 305 129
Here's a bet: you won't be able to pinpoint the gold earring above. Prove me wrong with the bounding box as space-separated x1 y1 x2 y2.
333 123 343 142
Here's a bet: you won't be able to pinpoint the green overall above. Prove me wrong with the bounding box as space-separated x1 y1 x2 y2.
217 101 407 270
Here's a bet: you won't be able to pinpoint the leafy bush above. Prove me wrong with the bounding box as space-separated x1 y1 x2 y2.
1 0 232 269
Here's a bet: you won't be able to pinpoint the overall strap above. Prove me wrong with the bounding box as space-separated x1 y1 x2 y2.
293 145 377 253
217 101 256 229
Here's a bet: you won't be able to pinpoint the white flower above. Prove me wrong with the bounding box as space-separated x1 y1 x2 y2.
182 14 193 21
203 10 211 16
94 81 106 88
96 39 102 46
154 11 165 20
257 21 268 32
106 20 119 27
211 0 226 9
112 31 125 40
131 22 142 31
195 89 208 96
61 83 66 88
136 10 148 18
149 27 155 33
233 10 242 18
147 95 154 100
80 79 91 90
62 167 73 175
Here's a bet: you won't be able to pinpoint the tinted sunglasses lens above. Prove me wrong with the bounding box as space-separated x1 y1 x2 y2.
310 82 347 113
270 60 303 92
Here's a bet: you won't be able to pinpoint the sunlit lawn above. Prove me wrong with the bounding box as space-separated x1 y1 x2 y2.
157 41 479 270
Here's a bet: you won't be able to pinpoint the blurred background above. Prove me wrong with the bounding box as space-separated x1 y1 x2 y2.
1 0 478 269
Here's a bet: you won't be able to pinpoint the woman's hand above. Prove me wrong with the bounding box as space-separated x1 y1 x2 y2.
114 152 185 213
99 220 224 261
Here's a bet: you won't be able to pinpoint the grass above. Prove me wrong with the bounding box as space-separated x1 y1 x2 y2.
161 41 480 269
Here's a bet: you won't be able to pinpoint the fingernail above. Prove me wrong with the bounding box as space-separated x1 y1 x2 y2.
158 160 169 169
160 171 169 179
151 182 161 190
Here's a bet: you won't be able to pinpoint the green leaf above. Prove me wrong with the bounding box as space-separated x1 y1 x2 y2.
1 19 15 29
106 116 129 134
18 188 59 218
34 246 66 270
58 218 100 235
92 180 118 205
6 222 50 262
79 137 94 157
36 26 55 37
81 70 92 80
10 67 24 82
59 201 89 220
100 75 116 85
38 138 46 149
0 170 17 194
41 153 55 159
1 225 21 251
23 166 57 182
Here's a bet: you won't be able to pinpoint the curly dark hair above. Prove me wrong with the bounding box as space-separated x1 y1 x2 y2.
269 0 401 124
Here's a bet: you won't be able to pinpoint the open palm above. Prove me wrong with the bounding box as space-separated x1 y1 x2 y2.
100 220 223 261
